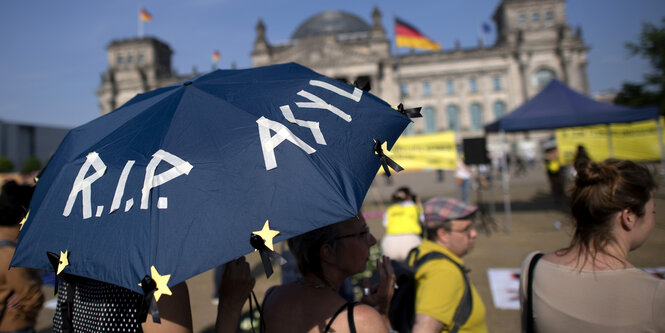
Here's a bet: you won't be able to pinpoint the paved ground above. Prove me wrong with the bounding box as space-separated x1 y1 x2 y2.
34 164 665 332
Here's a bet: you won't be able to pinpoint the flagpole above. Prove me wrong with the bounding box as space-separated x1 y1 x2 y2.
393 16 404 105
138 5 143 38
482 26 486 47
478 23 487 48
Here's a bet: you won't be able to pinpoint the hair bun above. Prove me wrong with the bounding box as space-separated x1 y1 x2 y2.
576 161 618 186
392 187 412 202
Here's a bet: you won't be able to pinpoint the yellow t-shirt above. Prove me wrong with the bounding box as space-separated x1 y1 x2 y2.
546 160 560 173
413 239 488 333
385 203 422 235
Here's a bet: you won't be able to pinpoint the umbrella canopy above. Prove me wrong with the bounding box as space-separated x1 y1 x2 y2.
11 62 410 295
484 79 659 132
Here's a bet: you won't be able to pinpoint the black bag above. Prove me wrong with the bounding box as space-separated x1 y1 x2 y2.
522 252 544 333
388 248 472 333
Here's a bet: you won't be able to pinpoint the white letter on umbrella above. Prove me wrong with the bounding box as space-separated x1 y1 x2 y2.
141 150 193 210
292 80 363 123
279 105 326 145
308 80 363 102
257 116 316 171
295 91 352 122
63 152 107 219
109 160 135 214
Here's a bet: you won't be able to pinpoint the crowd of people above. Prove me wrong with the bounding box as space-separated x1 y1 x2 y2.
1 152 662 333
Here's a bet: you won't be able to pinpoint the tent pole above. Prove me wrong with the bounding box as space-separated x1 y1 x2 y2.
499 130 512 234
656 117 665 175
606 124 615 158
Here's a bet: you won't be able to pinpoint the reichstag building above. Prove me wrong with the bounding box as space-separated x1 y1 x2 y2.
98 0 588 141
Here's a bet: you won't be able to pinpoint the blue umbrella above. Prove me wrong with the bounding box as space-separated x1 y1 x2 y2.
11 63 410 297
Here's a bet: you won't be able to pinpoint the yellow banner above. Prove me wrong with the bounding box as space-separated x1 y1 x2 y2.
556 117 664 164
382 132 458 172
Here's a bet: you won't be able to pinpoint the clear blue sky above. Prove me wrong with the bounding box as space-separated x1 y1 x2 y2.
1 0 663 128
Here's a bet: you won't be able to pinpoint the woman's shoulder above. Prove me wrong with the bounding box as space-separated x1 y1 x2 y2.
350 303 389 332
520 250 578 270
352 303 381 317
519 251 544 274
263 283 347 316
262 282 301 307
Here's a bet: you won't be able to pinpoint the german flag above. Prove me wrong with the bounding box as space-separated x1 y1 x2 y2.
140 8 152 22
395 17 440 51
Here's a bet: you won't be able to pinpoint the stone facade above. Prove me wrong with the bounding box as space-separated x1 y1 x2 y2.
97 38 197 115
97 0 588 143
251 0 588 140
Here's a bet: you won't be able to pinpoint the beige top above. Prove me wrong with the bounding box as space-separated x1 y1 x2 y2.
520 251 665 333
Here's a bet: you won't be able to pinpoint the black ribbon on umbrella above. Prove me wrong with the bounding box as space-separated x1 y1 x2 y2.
46 251 61 295
139 276 161 324
353 78 371 92
47 251 74 333
250 234 287 278
374 139 404 177
397 103 423 118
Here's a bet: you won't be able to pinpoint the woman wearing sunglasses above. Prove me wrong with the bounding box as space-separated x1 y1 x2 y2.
263 213 396 332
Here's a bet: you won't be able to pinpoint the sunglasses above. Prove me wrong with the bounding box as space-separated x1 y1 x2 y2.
334 227 372 241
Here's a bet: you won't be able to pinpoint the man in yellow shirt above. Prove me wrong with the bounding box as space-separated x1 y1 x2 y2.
412 197 488 333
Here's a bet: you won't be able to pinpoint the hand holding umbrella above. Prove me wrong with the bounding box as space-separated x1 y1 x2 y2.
216 256 255 333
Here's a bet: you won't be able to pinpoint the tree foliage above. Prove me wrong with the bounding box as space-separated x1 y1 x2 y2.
0 156 14 173
614 17 665 114
21 156 42 174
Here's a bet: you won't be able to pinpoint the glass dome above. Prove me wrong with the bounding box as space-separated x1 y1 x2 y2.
291 11 370 40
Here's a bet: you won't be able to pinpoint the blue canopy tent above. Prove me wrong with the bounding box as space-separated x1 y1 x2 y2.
484 79 663 232
485 79 659 132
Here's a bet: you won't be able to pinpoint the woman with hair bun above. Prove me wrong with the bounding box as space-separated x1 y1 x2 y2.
519 159 664 332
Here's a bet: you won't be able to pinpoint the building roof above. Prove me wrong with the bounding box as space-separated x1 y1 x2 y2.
291 10 370 40
107 37 172 52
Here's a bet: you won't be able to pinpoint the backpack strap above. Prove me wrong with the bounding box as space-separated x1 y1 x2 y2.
412 249 472 333
524 252 544 333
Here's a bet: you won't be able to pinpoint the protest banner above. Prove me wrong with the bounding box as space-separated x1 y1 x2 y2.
556 117 664 164
382 131 458 172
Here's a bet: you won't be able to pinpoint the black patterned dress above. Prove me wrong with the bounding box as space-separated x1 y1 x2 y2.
52 276 144 333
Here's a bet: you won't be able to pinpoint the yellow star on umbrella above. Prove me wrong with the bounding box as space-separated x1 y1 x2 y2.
57 250 69 275
19 211 29 231
252 220 280 251
150 266 172 302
